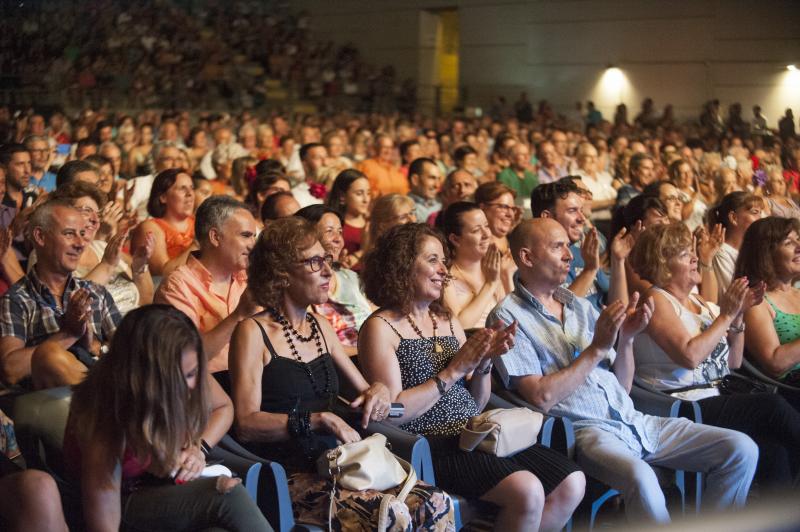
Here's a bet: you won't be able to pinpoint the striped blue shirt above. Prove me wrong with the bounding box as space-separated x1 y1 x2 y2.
488 275 662 454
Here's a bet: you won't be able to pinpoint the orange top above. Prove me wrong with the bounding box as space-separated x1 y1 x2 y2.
152 216 195 259
358 158 409 197
155 253 247 373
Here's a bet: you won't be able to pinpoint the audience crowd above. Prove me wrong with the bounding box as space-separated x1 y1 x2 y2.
2 8 800 530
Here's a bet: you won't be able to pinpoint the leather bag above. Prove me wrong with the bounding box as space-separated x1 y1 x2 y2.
317 433 417 531
459 407 544 457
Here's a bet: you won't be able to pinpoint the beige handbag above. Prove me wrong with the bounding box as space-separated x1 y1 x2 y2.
317 433 418 531
459 408 544 457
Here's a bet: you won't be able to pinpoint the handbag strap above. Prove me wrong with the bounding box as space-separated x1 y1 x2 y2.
458 423 495 452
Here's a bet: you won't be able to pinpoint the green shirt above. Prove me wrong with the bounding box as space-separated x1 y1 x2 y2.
497 167 539 202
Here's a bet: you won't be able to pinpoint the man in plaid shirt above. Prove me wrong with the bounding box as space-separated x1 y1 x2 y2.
0 199 121 391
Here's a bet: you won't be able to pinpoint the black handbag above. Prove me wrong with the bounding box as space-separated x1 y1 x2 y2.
717 373 777 395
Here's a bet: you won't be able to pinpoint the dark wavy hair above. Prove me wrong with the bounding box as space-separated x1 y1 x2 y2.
70 305 207 477
248 216 317 308
362 222 449 314
735 216 800 289
326 168 368 215
147 168 189 218
708 191 763 230
439 201 482 253
49 180 108 209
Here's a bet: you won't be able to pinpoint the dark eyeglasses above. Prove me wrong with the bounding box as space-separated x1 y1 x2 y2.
297 254 334 272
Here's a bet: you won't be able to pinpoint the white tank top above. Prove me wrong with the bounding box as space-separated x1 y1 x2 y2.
633 288 730 400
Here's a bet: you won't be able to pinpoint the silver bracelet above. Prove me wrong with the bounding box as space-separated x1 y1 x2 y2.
728 322 745 334
475 363 493 375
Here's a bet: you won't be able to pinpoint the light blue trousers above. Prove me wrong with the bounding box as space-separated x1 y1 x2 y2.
575 416 758 524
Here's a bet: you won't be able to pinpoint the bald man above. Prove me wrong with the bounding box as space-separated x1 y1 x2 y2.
487 218 757 524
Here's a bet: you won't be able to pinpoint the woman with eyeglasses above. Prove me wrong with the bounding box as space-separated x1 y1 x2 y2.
643 180 684 224
228 217 454 530
475 182 519 294
296 205 373 356
355 193 417 270
668 159 707 231
41 181 155 314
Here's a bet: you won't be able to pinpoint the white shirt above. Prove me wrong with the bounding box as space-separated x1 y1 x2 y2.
576 169 617 220
291 181 323 208
118 173 155 221
713 242 738 301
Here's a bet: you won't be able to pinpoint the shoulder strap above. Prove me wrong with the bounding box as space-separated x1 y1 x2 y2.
372 315 404 339
251 317 280 360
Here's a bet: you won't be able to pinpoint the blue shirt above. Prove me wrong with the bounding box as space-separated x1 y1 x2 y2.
488 275 662 454
29 171 57 192
566 241 609 311
408 193 441 224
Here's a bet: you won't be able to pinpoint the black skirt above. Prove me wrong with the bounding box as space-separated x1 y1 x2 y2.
427 435 581 500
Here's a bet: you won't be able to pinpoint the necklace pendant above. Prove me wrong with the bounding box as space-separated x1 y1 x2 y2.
433 342 443 354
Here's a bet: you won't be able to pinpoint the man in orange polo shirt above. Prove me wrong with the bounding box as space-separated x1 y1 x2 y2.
358 134 408 197
155 195 260 375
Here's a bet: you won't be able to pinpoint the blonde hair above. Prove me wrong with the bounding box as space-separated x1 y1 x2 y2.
629 223 693 286
363 194 415 254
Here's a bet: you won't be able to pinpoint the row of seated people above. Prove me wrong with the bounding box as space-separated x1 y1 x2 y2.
1 126 800 529
1 190 799 530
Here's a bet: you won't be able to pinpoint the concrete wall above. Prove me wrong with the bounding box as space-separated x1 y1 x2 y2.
298 0 800 122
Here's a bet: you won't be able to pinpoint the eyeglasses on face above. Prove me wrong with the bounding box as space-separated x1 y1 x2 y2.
296 254 334 272
485 203 516 213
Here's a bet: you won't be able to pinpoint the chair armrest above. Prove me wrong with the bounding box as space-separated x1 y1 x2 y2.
213 435 294 532
737 358 800 392
630 381 681 418
12 386 72 476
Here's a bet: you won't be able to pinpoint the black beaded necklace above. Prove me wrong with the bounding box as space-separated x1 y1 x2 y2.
268 307 332 399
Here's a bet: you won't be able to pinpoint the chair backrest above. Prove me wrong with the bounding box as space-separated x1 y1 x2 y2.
13 386 72 477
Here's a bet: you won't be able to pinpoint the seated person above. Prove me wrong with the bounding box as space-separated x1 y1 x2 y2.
407 157 443 223
325 169 371 266
738 217 800 400
441 202 508 329
630 223 800 490
295 205 372 355
427 168 479 226
532 180 630 310
0 459 67 532
47 181 154 315
356 193 417 269
710 191 765 300
488 218 757 524
64 305 271 531
476 182 520 294
156 196 260 375
229 217 454 530
260 191 300 223
0 200 121 390
130 168 196 277
359 222 584 532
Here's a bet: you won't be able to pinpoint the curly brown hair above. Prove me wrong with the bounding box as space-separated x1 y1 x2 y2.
629 222 693 286
362 222 449 314
248 216 317 309
48 180 108 209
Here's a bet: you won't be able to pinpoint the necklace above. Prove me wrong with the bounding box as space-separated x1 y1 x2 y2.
268 307 332 399
406 310 443 354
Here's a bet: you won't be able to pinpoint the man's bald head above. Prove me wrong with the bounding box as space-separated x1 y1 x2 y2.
508 218 564 267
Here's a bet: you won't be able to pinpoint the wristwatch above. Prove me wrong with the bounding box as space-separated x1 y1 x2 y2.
433 375 447 395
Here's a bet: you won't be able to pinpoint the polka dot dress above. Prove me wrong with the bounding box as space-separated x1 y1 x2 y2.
375 316 480 437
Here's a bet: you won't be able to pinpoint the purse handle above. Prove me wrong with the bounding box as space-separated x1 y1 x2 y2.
458 423 497 452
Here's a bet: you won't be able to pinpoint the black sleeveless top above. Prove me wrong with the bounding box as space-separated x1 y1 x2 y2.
244 314 340 471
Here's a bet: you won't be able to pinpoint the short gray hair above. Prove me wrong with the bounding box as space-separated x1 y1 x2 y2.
195 195 250 246
25 199 77 245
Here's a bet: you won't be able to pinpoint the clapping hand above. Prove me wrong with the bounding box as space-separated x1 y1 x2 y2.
620 292 654 339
